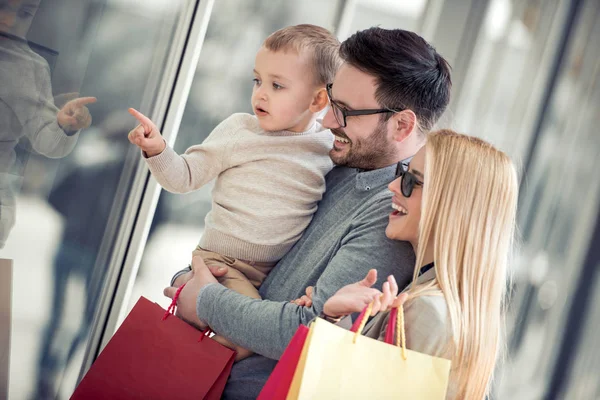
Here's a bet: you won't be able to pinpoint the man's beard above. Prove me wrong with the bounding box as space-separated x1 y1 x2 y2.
329 120 396 170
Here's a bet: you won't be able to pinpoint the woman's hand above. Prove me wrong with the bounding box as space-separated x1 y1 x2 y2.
323 269 400 318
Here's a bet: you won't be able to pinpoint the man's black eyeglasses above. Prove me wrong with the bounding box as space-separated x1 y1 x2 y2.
395 162 423 198
326 83 403 128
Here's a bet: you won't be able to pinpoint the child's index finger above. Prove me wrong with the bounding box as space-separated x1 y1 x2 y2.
128 107 154 131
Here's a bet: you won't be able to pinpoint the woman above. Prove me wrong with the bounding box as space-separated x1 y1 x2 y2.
299 130 518 399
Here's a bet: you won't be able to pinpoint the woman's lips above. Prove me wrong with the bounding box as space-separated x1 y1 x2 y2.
390 199 407 217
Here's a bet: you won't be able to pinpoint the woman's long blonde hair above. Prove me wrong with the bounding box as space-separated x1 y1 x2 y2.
409 130 518 399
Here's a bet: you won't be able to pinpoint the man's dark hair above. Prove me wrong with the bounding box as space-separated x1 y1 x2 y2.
340 27 451 131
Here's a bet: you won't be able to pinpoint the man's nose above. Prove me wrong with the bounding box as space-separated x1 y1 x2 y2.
322 107 340 129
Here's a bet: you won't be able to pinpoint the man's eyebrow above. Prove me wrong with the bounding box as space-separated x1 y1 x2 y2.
329 86 353 109
335 98 353 110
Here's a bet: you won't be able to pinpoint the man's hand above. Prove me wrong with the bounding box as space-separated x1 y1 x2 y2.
323 269 404 318
128 108 166 157
163 256 227 329
57 96 96 133
164 273 208 330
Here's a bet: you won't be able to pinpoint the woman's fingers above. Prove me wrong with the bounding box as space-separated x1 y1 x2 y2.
360 269 378 288
371 289 382 316
380 281 393 311
390 292 409 309
388 275 398 298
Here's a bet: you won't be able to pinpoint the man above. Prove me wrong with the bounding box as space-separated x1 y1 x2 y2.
165 27 452 399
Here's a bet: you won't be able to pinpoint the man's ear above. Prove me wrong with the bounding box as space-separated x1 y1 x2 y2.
309 87 329 113
390 110 417 143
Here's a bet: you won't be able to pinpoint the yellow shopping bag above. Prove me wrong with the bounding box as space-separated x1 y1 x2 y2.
287 303 451 399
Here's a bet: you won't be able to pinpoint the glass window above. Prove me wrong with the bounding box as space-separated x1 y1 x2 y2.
453 0 570 160
494 0 600 397
563 264 600 399
0 0 191 398
337 0 428 38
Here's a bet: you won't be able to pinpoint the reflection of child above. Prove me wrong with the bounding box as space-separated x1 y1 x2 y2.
0 0 95 247
128 24 341 358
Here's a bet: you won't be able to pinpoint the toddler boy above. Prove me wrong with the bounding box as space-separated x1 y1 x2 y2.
128 24 341 359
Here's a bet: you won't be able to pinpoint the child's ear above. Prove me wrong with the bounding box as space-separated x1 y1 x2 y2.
309 87 329 113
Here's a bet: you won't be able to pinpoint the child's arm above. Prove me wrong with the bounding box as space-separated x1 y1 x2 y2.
128 108 237 194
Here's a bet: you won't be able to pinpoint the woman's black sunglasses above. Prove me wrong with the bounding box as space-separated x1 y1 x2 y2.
394 162 423 198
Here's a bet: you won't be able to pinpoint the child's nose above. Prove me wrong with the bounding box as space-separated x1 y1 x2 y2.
255 86 267 100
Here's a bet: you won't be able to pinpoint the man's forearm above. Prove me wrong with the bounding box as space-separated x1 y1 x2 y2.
197 284 317 359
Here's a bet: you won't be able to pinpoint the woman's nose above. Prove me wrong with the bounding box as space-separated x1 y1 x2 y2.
388 178 400 194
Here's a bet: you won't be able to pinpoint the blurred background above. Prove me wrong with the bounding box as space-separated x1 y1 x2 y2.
0 0 598 398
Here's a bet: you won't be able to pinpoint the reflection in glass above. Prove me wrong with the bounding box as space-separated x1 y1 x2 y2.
1 0 188 398
0 0 95 248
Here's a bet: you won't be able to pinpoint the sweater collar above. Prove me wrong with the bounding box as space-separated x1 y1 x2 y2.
260 120 319 137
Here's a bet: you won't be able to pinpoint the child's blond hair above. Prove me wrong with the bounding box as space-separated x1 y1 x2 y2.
264 24 342 86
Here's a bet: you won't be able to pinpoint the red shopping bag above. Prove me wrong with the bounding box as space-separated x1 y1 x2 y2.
257 324 310 400
71 294 235 400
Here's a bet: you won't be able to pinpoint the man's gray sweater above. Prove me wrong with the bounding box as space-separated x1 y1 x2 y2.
195 164 415 399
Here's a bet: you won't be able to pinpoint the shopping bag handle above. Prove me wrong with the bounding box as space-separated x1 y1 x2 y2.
162 283 186 320
389 306 408 360
350 303 407 360
162 283 214 341
349 303 373 334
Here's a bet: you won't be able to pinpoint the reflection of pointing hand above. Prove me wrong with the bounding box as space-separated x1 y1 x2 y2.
127 108 166 157
54 92 80 108
57 96 96 133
